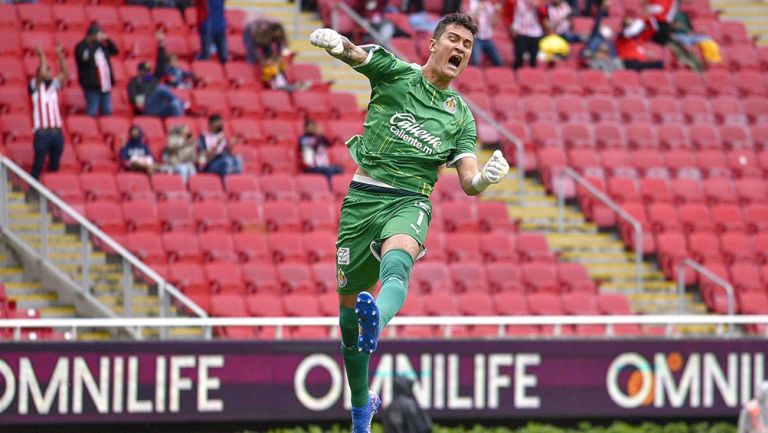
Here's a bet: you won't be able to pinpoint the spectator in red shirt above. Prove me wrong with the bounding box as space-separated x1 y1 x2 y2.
616 16 664 70
298 119 342 185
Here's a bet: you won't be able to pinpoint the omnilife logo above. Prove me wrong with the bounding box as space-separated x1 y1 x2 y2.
389 113 443 154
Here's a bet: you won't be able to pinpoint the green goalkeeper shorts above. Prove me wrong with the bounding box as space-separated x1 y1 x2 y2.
335 182 432 295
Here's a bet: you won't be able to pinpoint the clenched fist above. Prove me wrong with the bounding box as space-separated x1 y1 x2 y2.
309 28 344 56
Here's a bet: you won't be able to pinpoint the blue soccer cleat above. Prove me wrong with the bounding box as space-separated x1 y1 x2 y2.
355 291 380 354
351 390 381 433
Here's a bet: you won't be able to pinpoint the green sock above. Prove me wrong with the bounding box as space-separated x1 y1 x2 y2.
376 249 413 331
339 306 370 408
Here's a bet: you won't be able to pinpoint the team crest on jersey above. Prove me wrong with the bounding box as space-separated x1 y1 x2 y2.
337 270 347 288
337 247 350 265
443 97 457 114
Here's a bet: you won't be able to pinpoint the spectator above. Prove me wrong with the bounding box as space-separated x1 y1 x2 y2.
75 22 118 117
581 2 622 71
163 124 198 183
243 19 274 64
503 0 545 69
382 376 432 433
646 0 703 71
616 16 664 70
465 0 504 66
198 114 242 178
163 54 195 89
30 45 67 180
127 33 186 118
261 55 311 92
355 0 398 43
198 0 228 63
542 0 581 42
738 382 768 433
298 119 343 185
400 0 424 12
119 126 155 174
442 0 462 14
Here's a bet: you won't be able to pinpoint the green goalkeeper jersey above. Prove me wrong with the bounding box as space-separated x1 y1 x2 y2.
345 45 478 196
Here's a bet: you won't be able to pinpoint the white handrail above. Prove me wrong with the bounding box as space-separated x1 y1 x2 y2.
0 157 207 320
677 258 735 333
557 167 644 293
329 2 526 203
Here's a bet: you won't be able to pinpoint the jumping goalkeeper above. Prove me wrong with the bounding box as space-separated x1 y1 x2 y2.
309 13 510 432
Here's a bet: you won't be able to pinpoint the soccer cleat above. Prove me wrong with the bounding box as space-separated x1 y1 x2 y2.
351 390 381 433
355 291 380 354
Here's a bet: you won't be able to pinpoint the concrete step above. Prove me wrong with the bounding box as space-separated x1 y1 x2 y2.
78 331 113 341
49 251 107 264
560 250 638 263
9 292 58 308
8 222 68 234
601 280 678 292
39 305 77 318
546 233 626 251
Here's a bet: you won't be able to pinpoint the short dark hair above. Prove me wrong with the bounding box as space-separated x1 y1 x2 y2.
432 13 477 40
208 114 223 124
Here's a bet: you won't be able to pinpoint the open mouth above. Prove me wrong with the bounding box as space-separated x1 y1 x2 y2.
448 54 462 68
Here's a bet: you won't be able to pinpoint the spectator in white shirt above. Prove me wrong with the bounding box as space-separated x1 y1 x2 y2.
466 0 505 66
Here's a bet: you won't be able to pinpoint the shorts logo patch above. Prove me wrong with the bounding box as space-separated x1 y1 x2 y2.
337 270 347 288
337 247 350 265
409 223 422 236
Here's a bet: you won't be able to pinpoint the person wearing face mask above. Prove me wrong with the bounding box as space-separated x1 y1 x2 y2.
29 44 68 180
75 22 118 117
119 126 155 174
739 382 768 433
127 32 186 118
197 114 242 178
163 124 198 183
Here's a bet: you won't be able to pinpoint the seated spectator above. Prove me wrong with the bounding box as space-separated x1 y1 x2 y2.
542 0 581 42
646 0 703 71
197 114 242 178
465 0 504 66
299 119 343 185
163 54 195 89
127 32 186 118
616 16 664 70
244 20 290 64
581 3 622 71
261 56 311 92
120 126 155 174
162 124 198 183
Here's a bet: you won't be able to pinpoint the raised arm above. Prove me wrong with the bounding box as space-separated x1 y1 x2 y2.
455 150 510 196
309 28 368 67
55 44 68 82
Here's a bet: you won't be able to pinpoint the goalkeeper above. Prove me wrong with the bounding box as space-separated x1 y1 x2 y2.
309 13 510 433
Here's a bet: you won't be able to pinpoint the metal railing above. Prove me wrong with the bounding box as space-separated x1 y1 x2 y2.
329 2 526 204
555 167 644 293
677 258 735 333
0 157 208 340
0 314 764 341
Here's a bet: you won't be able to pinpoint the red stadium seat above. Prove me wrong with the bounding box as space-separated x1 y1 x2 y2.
412 262 453 293
303 232 336 264
119 5 154 33
18 4 54 31
450 262 488 293
205 262 245 293
157 200 195 233
293 91 331 120
85 201 125 236
162 232 202 264
557 262 596 293
192 89 229 115
189 174 227 202
478 233 516 264
246 293 283 316
264 201 302 233
268 232 307 263
191 202 230 233
80 173 119 202
198 232 237 263
152 174 191 202
228 201 265 232
168 263 209 294
122 201 160 233
721 233 754 264
125 232 166 265
224 174 263 202
522 263 560 293
242 263 281 294
298 202 336 232
233 232 270 264
278 264 316 294
260 90 296 120
485 263 525 293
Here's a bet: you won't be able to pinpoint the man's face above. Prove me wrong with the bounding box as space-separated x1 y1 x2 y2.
169 55 178 67
38 65 52 82
210 120 223 133
430 24 473 80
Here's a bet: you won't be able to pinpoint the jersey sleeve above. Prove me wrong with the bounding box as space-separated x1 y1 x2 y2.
352 45 414 85
446 112 477 168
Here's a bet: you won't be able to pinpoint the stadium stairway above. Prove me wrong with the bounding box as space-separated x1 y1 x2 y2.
3 183 202 340
712 0 768 45
229 0 373 106
472 151 714 334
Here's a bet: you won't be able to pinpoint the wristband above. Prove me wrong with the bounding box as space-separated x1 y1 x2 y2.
471 172 490 192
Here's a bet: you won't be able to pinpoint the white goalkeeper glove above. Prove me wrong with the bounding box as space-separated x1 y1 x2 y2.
309 28 344 56
472 150 510 192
